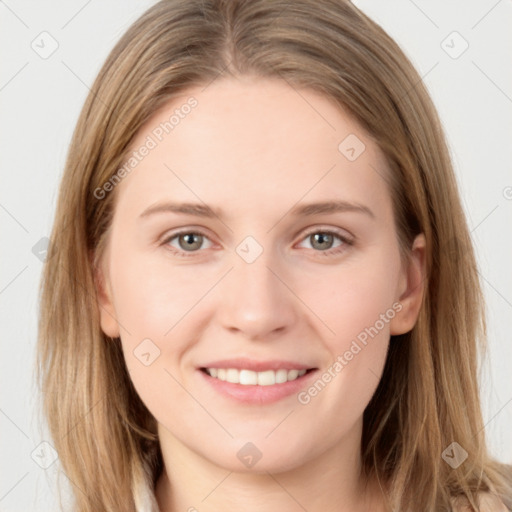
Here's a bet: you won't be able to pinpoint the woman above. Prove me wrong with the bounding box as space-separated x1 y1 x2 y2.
36 0 512 510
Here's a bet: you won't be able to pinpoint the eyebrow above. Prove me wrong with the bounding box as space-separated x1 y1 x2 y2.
139 200 375 220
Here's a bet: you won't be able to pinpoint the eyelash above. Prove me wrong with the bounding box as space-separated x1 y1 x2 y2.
161 228 354 258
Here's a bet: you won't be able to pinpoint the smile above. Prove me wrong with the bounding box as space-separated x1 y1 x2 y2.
203 367 308 385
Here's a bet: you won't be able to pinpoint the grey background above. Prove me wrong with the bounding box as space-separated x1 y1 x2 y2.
1 1 511 510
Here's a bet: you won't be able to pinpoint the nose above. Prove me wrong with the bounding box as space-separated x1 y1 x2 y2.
216 251 298 341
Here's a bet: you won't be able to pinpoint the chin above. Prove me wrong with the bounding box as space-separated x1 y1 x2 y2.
203 438 315 475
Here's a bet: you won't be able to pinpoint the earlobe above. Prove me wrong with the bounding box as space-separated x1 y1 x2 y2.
92 253 121 339
389 233 427 336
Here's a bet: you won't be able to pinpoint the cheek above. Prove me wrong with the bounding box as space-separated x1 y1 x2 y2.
302 248 400 346
109 247 215 342
108 250 221 406
294 250 399 409
110 229 399 412
108 253 206 422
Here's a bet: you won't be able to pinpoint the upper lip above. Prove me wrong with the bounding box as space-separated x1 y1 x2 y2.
200 358 316 372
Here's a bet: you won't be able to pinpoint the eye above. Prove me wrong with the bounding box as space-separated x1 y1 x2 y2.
162 230 213 256
297 228 353 256
161 227 354 258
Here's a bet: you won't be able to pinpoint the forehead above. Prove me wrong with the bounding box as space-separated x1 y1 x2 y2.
115 77 391 223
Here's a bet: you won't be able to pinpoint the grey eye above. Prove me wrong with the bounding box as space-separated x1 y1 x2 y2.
165 231 213 253
309 232 336 251
299 231 346 252
177 233 204 251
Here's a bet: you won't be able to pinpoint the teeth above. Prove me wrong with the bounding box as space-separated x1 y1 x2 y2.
239 369 258 385
226 368 239 384
258 370 275 386
205 367 307 385
275 369 288 384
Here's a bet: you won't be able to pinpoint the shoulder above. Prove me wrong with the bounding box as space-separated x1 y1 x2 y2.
476 493 509 512
451 492 509 512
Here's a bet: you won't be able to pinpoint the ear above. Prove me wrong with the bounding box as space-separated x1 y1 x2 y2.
92 249 121 338
390 233 426 335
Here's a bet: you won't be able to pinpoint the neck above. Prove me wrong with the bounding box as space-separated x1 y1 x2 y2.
154 420 384 512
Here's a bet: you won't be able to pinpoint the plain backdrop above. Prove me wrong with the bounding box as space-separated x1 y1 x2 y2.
1 1 511 510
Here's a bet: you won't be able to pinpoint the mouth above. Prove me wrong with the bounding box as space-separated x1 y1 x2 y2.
200 367 314 385
197 359 318 404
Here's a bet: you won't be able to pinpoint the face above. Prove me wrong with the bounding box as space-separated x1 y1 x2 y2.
96 76 425 473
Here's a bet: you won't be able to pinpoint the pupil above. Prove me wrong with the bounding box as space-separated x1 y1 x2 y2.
177 233 334 252
181 233 201 250
312 233 332 250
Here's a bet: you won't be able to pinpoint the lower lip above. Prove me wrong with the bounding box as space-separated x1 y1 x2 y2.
198 369 318 404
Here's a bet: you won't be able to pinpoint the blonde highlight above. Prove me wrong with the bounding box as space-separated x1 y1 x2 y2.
36 1 512 511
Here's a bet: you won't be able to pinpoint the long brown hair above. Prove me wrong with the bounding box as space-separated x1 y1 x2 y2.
36 1 512 510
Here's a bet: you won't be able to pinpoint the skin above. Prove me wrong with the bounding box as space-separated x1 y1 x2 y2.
95 76 426 512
